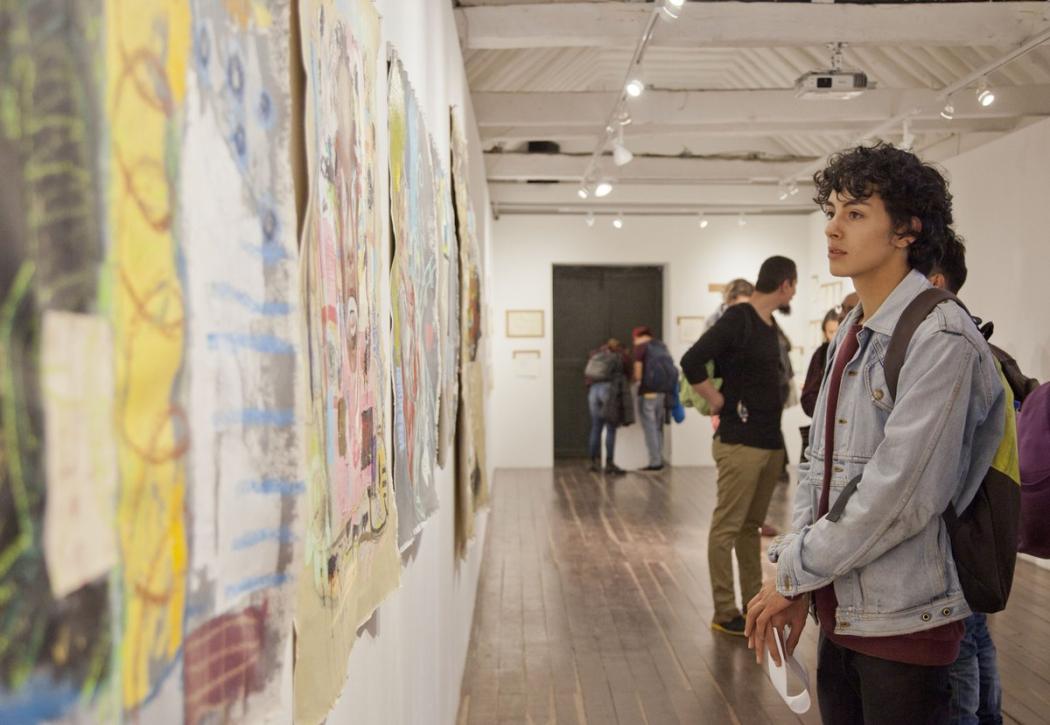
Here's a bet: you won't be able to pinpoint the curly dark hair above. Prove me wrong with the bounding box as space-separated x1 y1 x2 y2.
813 142 962 276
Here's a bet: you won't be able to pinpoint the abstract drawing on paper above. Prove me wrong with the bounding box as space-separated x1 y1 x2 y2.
294 0 401 722
451 110 489 556
1 2 114 720
389 53 441 548
172 2 303 722
434 142 461 470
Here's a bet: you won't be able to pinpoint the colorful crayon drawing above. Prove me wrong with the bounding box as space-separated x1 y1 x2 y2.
451 110 489 556
389 53 441 548
434 142 461 472
294 1 400 722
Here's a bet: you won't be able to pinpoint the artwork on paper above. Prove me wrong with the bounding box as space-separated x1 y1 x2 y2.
41 312 119 600
295 0 400 722
389 53 441 548
0 2 114 719
434 143 461 470
451 110 489 556
170 2 303 722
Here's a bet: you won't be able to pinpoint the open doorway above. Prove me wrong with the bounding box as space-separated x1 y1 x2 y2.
552 265 663 459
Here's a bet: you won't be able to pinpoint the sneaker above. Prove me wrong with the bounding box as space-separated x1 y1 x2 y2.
639 464 665 472
604 463 626 475
759 522 779 537
711 616 747 637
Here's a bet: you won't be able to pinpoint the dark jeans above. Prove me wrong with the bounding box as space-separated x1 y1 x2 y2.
948 613 1003 724
588 382 616 463
818 635 951 725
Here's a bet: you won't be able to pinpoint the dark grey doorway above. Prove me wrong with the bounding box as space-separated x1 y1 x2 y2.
552 265 663 459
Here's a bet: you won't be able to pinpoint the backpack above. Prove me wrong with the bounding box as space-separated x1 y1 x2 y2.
1016 381 1049 558
679 362 722 416
883 288 1021 613
584 349 620 381
641 340 678 394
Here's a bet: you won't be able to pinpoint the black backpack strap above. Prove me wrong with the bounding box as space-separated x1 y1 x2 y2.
883 288 968 400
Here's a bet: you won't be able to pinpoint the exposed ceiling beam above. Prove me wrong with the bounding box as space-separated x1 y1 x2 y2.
473 87 1050 131
481 118 1026 145
485 153 812 183
456 2 1050 50
489 180 816 208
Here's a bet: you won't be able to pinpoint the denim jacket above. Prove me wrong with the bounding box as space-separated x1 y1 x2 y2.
768 271 1005 636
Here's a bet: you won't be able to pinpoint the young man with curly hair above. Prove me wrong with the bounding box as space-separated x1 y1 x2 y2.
744 143 1006 724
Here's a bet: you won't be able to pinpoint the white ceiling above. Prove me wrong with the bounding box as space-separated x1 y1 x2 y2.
453 0 1050 217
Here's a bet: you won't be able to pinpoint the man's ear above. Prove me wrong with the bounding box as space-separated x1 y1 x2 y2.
894 216 922 249
928 272 947 290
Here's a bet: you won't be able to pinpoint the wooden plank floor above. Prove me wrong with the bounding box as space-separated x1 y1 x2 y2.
457 464 1050 725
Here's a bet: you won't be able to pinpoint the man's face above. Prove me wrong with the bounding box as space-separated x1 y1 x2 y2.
823 191 914 279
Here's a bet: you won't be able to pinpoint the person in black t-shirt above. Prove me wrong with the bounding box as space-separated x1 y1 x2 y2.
680 256 798 636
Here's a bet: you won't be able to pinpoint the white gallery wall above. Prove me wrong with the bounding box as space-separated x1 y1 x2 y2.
489 213 821 469
942 117 1050 383
325 1 495 723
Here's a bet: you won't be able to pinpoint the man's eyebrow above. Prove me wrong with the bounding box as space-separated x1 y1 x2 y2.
843 198 871 208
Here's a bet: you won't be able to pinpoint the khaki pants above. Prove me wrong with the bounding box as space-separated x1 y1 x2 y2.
709 439 785 623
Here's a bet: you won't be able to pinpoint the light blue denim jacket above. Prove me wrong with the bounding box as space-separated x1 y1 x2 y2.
768 270 1005 636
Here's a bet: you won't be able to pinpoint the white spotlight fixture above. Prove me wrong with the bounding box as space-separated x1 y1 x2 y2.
976 78 995 107
778 185 790 201
617 109 633 127
737 212 747 227
625 76 645 98
940 102 955 121
585 211 595 228
788 182 799 196
612 126 633 167
612 213 624 230
697 212 709 230
577 185 590 200
659 0 685 21
594 180 614 198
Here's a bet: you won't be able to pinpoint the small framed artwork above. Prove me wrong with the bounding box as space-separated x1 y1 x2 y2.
676 315 706 344
512 349 541 378
505 309 544 338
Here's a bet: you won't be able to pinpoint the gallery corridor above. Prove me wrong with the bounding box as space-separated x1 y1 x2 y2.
458 466 1050 725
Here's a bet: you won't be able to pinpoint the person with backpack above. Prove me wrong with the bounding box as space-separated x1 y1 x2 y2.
584 339 632 475
926 237 1004 725
680 255 798 637
632 326 677 471
744 143 1009 725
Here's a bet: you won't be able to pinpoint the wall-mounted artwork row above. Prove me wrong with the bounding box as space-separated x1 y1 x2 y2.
294 0 401 722
0 0 487 723
451 111 489 556
1 0 304 721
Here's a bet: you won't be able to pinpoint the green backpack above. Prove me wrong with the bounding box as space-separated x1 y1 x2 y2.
679 361 722 416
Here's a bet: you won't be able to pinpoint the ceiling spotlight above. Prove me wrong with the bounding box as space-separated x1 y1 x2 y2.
612 213 624 230
594 180 613 198
737 212 747 227
612 126 633 167
789 182 799 196
659 0 685 21
698 212 709 229
625 76 645 98
778 185 789 201
613 144 633 167
577 185 590 200
976 78 995 107
940 102 955 121
585 212 595 228
617 109 633 127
